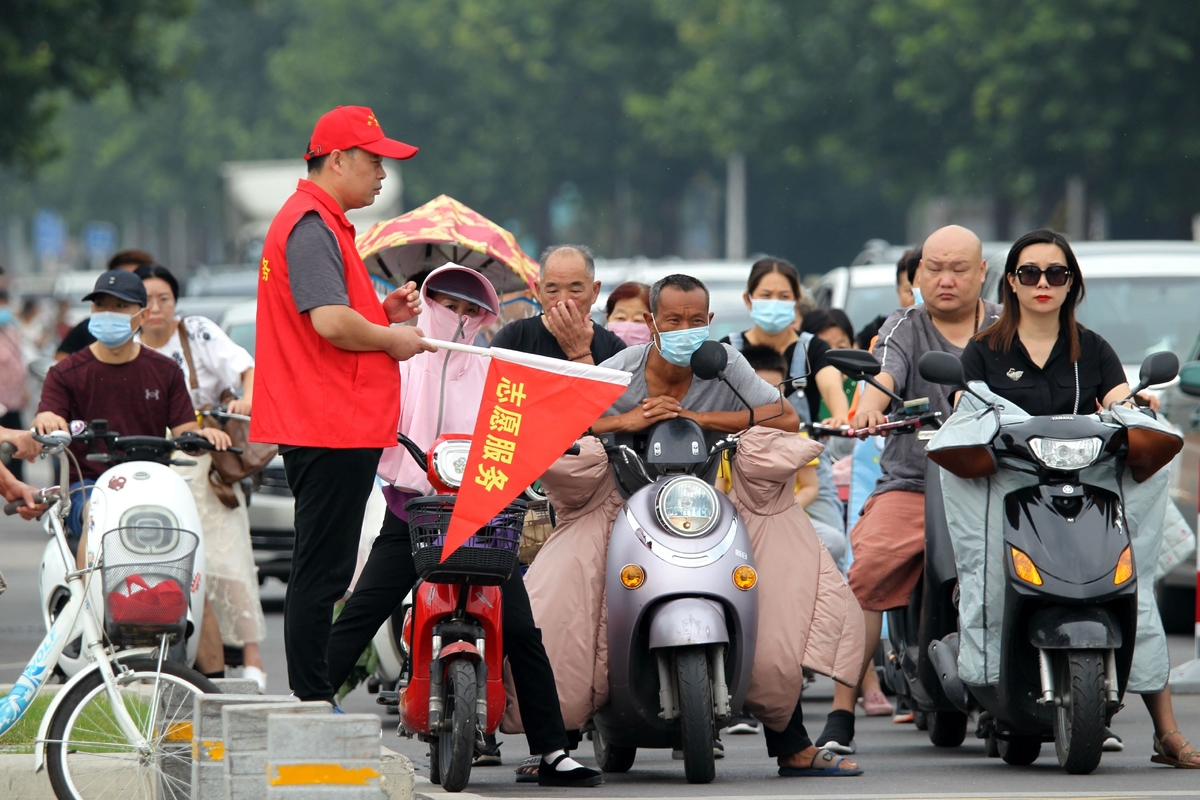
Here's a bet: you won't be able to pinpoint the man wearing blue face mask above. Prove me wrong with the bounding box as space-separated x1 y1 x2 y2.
591 274 798 442
34 270 233 543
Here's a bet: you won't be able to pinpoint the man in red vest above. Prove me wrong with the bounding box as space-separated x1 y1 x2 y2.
252 105 435 703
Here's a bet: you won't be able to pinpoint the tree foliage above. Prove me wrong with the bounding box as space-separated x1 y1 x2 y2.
0 0 191 165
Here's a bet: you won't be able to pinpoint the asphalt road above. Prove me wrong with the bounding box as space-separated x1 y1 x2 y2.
2 494 1198 799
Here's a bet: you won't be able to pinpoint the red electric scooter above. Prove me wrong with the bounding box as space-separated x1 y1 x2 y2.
391 433 526 793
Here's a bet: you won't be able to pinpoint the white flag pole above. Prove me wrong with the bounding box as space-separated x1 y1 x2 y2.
421 337 492 357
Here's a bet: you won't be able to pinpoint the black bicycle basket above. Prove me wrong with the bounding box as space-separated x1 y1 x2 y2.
406 495 526 585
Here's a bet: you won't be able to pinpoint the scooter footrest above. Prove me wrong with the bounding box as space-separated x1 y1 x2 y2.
376 690 400 706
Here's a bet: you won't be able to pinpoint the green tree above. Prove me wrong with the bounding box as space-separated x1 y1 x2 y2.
0 0 192 166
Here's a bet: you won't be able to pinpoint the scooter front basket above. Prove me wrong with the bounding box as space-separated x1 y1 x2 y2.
101 528 198 646
406 496 526 585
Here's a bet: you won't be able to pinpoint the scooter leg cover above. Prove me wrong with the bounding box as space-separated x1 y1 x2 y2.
508 437 624 732
728 427 866 732
941 462 1172 693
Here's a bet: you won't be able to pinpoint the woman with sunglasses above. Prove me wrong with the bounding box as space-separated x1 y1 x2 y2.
961 228 1198 769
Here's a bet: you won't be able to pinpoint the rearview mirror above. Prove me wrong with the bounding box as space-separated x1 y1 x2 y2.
1135 351 1179 393
690 340 728 381
825 349 881 381
918 351 965 387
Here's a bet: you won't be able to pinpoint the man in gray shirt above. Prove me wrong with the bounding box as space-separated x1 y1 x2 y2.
815 225 1001 754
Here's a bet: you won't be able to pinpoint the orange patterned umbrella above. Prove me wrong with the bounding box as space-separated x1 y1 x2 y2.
356 195 538 294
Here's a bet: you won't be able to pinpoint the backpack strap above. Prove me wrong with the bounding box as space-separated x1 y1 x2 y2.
790 331 814 386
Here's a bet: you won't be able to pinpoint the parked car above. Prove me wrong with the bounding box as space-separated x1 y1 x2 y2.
219 299 294 583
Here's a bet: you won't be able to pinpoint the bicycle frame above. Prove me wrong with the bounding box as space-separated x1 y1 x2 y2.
0 446 153 764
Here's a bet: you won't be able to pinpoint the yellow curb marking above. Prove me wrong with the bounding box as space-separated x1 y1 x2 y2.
269 763 381 786
203 740 224 761
163 722 192 743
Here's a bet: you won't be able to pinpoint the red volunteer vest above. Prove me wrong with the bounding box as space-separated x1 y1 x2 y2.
250 180 399 448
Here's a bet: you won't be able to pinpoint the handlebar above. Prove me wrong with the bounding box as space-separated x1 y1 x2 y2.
4 487 60 516
202 406 251 423
0 442 14 458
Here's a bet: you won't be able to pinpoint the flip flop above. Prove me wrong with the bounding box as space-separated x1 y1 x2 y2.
514 755 540 783
779 747 864 777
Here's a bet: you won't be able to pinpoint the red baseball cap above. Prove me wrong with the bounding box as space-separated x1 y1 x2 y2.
305 106 418 161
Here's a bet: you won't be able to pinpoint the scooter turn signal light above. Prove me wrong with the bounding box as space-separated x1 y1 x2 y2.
1011 547 1043 586
733 565 757 591
1113 546 1133 585
620 564 645 589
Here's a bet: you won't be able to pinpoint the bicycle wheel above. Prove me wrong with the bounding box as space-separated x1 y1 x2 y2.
47 657 218 800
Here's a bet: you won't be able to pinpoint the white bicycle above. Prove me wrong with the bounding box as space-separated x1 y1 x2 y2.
0 430 219 800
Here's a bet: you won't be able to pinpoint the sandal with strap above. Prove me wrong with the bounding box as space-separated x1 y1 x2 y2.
1152 730 1200 769
779 747 864 777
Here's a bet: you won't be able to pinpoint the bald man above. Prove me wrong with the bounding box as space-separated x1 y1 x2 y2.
814 225 1002 753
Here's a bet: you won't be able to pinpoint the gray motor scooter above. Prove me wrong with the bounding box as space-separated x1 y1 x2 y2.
590 342 761 784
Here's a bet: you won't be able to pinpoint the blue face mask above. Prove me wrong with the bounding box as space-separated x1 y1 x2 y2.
0 308 12 326
653 322 710 368
912 286 923 305
88 311 137 348
749 298 796 334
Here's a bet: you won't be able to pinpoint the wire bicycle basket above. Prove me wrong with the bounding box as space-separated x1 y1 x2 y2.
406 496 526 585
101 528 198 646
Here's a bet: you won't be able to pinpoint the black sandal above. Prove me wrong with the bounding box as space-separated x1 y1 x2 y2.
538 753 603 787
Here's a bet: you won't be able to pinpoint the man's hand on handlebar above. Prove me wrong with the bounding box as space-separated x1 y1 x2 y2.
0 428 42 460
602 396 684 434
821 414 849 430
197 428 233 451
33 411 70 436
851 408 890 437
225 397 252 416
0 465 48 521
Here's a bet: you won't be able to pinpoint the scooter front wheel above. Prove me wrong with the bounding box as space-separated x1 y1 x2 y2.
928 710 968 747
438 659 478 793
676 647 716 784
1053 650 1106 775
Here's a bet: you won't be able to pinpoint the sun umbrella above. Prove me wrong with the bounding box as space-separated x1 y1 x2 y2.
356 195 539 294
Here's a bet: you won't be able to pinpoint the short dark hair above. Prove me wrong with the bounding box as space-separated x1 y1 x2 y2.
649 274 710 314
307 146 361 175
899 246 922 285
135 263 180 301
539 244 595 281
605 281 650 318
802 307 854 343
740 343 786 374
108 249 156 271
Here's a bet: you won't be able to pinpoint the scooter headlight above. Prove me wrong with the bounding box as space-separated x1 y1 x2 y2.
430 440 471 489
118 506 181 555
654 477 719 538
1028 436 1103 470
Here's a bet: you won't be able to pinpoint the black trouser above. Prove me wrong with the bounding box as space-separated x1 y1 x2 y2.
282 447 382 702
763 700 812 758
0 411 23 481
327 508 569 755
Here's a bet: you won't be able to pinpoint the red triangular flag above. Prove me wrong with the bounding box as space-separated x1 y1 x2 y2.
441 346 630 561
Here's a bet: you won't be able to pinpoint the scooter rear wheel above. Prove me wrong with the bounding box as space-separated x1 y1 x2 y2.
928 710 968 747
438 659 478 793
1053 650 1106 775
592 726 637 773
676 647 716 784
998 735 1041 765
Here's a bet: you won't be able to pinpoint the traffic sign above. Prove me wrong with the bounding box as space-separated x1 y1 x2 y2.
32 209 66 261
82 221 118 262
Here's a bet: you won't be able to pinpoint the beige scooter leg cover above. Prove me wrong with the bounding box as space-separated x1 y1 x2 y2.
503 429 865 734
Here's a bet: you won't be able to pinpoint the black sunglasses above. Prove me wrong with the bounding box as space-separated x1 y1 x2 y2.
1014 265 1071 287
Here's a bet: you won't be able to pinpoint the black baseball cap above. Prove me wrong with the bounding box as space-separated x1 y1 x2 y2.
83 269 148 307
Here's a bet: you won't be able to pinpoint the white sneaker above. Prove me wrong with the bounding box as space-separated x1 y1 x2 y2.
242 665 268 693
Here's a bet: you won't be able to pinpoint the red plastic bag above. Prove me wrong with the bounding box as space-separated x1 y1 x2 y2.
108 574 187 625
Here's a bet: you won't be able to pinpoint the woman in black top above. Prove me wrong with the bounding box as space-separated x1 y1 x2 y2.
962 228 1197 769
962 229 1133 413
719 257 850 425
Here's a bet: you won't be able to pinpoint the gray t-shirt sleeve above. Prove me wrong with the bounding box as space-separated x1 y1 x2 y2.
872 307 918 394
286 211 348 312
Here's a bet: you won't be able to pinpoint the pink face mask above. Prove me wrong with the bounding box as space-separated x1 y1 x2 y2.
608 321 651 346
